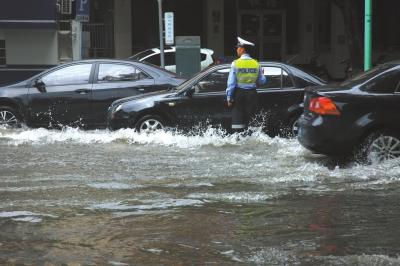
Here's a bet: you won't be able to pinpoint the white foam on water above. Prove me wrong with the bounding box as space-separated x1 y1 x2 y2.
314 254 400 265
187 191 280 203
0 211 57 221
88 198 204 212
12 216 42 223
109 261 129 266
145 248 164 254
165 182 214 188
243 247 299 265
87 182 142 190
220 250 244 262
0 126 277 148
0 185 79 192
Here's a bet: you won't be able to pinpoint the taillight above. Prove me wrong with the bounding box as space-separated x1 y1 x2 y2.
308 97 340 115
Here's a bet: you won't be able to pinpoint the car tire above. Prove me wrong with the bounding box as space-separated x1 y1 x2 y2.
284 115 301 138
0 105 21 127
135 115 165 133
357 130 400 164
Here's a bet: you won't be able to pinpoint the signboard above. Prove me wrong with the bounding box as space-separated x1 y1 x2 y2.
76 0 90 22
164 12 174 45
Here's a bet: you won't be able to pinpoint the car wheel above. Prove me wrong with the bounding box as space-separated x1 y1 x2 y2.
284 115 301 138
358 131 400 163
135 115 165 133
0 105 21 127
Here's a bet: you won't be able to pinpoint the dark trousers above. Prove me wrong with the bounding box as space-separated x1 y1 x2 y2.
231 88 258 132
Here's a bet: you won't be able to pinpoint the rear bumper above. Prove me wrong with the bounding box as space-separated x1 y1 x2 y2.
297 114 359 156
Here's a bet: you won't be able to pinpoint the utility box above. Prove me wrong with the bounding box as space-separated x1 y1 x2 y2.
175 36 201 78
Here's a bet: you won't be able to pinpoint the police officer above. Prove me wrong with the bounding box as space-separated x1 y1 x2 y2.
226 37 267 132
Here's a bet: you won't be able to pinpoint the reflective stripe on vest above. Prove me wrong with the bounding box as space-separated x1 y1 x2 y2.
234 59 259 86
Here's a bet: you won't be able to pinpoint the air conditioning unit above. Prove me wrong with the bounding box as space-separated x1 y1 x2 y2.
59 0 72 15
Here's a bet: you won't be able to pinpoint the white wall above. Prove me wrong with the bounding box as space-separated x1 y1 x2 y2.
206 0 224 57
5 29 58 65
114 0 132 58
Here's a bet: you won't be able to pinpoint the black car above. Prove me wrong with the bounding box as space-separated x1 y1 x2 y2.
107 62 325 135
298 62 400 163
0 59 184 128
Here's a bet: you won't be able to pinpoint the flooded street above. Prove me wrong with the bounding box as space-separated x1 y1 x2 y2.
1 126 400 265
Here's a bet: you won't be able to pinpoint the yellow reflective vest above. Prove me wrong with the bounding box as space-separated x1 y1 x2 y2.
234 58 260 86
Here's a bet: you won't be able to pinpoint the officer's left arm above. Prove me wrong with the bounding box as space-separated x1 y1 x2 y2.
257 66 267 86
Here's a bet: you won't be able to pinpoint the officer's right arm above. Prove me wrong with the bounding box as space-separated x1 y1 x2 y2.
226 62 237 102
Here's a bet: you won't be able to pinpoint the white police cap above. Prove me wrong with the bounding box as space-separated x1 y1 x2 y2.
236 37 255 48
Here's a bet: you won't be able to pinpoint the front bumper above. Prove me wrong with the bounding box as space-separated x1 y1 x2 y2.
106 108 132 130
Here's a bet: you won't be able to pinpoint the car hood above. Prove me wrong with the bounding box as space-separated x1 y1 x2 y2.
0 81 29 91
112 90 176 107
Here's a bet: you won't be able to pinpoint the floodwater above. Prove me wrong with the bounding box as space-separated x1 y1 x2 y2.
1 126 400 265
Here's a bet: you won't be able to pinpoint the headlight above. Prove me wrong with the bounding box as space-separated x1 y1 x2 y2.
115 104 123 112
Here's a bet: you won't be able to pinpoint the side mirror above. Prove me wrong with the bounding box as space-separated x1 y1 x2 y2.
34 80 46 93
185 87 195 97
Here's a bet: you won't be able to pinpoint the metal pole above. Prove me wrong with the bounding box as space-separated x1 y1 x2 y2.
364 0 372 71
157 0 165 68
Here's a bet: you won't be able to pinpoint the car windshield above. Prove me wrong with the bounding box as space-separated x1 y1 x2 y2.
129 50 154 60
175 65 223 92
340 64 395 86
136 61 179 77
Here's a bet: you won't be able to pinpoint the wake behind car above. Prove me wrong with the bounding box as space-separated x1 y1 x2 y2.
298 62 400 163
0 59 184 128
107 62 325 135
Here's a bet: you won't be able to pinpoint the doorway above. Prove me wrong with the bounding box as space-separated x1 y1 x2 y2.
237 10 286 61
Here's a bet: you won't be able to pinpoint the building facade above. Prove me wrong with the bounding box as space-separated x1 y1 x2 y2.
0 0 399 84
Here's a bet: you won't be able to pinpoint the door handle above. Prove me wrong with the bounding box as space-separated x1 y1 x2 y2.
75 89 90 94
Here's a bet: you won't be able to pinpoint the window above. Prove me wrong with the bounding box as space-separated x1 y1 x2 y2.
196 68 230 93
42 64 92 86
144 52 175 66
144 54 161 66
364 70 400 94
260 67 293 89
0 40 5 66
130 49 155 60
98 64 148 82
164 52 175 66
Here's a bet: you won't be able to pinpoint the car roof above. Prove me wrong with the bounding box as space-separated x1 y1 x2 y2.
61 59 139 64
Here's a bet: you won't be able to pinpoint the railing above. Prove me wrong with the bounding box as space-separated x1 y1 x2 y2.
82 23 114 58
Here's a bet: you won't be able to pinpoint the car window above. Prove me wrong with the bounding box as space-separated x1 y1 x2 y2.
98 63 148 82
164 52 175 66
42 64 92 86
144 54 161 66
195 68 230 93
260 66 293 89
341 64 395 86
130 50 154 60
363 69 400 93
201 53 207 62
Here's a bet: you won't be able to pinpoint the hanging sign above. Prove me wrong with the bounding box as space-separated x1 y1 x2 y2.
164 12 174 45
76 0 90 22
